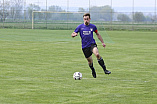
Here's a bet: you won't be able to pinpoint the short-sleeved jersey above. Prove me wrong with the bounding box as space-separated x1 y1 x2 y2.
74 23 98 49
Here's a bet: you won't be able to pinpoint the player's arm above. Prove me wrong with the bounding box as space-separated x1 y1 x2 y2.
95 31 106 48
71 32 78 38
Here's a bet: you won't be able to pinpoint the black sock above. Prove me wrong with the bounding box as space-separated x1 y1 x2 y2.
89 63 95 72
98 58 107 71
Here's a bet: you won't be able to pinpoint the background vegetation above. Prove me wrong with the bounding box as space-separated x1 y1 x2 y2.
0 0 156 31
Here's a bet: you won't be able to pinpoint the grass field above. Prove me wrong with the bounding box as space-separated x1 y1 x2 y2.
1 22 157 31
0 29 157 104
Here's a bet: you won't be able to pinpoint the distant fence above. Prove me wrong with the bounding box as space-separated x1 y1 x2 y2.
0 0 156 31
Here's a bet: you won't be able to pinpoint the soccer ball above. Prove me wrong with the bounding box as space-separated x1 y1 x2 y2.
73 72 82 80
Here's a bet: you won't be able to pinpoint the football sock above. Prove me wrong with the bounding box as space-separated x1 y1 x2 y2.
98 57 107 71
89 63 96 78
89 63 95 72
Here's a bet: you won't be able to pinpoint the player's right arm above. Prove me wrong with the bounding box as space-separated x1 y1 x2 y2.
72 24 80 38
71 32 78 38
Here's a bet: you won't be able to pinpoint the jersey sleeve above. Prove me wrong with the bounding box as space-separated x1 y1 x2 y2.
93 25 98 33
94 29 98 33
74 25 80 33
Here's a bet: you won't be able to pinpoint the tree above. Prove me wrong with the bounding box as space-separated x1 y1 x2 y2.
78 7 85 12
0 1 10 22
117 14 131 22
151 15 157 22
90 5 114 21
133 12 146 22
48 5 63 12
10 0 24 21
26 4 40 20
47 5 66 20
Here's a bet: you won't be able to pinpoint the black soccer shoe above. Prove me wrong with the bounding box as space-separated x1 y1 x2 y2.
92 71 96 78
105 70 111 75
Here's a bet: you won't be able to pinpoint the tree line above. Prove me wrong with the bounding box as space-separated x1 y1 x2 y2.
0 0 156 22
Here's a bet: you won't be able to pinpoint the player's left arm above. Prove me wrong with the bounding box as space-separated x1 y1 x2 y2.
95 31 106 48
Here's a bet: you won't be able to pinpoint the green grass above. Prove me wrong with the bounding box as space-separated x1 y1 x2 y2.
1 22 157 31
0 29 157 104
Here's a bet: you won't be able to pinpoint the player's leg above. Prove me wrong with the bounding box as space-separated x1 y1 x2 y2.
82 47 96 78
86 56 96 78
92 47 111 75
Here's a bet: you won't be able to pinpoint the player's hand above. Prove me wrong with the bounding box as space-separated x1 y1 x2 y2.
102 43 106 48
71 32 78 38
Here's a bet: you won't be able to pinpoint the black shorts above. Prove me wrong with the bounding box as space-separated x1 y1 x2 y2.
82 43 97 58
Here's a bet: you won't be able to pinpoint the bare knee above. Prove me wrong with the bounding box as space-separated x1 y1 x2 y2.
87 56 93 65
95 53 101 59
87 59 92 65
93 47 101 59
95 53 99 58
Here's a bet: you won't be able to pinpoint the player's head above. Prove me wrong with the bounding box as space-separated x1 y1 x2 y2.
83 13 91 25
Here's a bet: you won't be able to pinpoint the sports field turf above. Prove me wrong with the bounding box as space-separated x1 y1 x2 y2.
0 29 156 104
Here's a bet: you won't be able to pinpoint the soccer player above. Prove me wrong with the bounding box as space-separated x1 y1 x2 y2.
71 13 111 78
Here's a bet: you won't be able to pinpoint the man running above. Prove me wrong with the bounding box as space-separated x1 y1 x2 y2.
71 13 111 78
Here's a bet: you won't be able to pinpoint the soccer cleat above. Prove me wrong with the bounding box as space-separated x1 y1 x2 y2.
92 71 96 78
104 70 111 75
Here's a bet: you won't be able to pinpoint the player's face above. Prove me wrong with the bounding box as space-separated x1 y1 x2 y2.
83 16 90 25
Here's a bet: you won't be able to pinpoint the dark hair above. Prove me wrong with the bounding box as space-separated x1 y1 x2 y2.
83 13 90 18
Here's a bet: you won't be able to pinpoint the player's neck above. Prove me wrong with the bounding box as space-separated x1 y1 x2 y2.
84 23 90 26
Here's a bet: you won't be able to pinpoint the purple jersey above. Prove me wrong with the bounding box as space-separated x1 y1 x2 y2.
74 23 98 49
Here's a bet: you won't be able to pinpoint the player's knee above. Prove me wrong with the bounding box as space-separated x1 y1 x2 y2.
88 60 93 65
87 59 93 65
95 53 100 58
